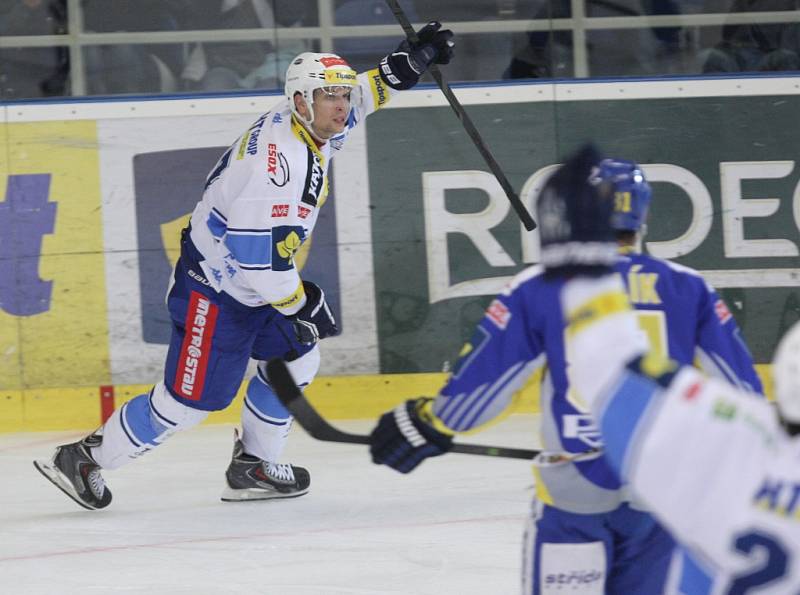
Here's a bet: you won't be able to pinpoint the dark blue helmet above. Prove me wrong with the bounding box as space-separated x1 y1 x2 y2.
592 158 652 232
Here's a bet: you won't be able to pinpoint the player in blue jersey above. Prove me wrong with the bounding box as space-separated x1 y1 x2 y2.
34 24 455 510
369 152 763 593
553 145 800 593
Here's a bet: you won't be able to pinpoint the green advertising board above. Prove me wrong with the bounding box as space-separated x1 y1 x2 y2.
367 89 800 373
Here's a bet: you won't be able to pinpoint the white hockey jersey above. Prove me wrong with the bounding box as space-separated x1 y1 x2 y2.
188 68 394 313
563 275 800 594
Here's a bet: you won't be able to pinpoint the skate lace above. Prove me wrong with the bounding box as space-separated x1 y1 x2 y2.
266 463 295 483
87 467 106 499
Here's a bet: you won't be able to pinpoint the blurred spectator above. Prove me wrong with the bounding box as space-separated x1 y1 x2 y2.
333 0 417 73
0 0 69 99
504 0 685 79
700 0 800 73
181 0 315 92
81 0 188 95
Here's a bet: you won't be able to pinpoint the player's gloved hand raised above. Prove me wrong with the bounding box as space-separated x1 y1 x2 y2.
288 280 338 345
379 21 455 90
538 143 618 278
370 398 453 473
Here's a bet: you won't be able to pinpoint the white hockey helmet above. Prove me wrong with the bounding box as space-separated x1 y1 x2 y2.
773 319 800 425
285 52 359 127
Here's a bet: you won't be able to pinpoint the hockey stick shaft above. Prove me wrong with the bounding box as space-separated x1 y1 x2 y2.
266 358 539 460
384 0 537 231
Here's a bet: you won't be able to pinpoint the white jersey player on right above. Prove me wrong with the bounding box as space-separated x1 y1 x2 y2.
545 144 800 594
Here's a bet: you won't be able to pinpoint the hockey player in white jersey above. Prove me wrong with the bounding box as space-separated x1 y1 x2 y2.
368 150 763 593
548 145 800 593
34 23 455 510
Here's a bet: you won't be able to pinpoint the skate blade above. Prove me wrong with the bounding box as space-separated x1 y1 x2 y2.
220 485 309 502
33 459 100 511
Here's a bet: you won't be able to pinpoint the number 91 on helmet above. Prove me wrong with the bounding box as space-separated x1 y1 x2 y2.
285 52 362 128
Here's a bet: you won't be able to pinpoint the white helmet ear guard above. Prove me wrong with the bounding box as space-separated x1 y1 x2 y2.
284 52 359 127
773 320 800 424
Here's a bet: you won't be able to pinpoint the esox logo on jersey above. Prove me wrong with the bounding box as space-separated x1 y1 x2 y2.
267 143 290 187
297 205 312 219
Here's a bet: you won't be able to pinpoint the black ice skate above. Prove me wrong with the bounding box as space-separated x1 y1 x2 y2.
221 431 310 502
33 433 112 510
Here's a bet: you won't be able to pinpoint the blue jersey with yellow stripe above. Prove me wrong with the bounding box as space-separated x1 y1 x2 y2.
432 251 762 512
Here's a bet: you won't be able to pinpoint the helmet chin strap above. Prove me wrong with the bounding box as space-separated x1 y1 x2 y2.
293 94 333 143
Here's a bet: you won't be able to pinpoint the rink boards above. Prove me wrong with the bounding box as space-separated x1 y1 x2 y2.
1 76 797 430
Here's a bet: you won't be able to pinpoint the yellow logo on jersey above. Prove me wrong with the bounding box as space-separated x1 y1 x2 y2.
627 265 661 305
277 231 302 260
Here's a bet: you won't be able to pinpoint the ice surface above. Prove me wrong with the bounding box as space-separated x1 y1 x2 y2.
0 415 540 595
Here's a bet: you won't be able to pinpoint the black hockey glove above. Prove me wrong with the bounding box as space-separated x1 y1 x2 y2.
379 21 455 90
538 143 618 278
288 280 339 345
370 398 453 473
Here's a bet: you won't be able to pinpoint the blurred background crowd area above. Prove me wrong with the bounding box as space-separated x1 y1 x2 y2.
1 0 799 100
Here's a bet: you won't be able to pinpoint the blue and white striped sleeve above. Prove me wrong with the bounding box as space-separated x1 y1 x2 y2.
431 282 546 433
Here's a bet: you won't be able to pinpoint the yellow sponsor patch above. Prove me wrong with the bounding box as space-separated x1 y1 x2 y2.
0 121 110 390
324 69 357 85
367 68 390 108
271 281 306 312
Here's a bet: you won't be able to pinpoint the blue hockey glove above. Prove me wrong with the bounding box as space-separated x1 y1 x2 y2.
379 21 455 90
370 398 453 473
288 281 338 345
538 143 618 277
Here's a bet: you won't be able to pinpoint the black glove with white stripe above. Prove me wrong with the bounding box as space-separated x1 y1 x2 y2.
288 280 338 345
370 398 453 473
379 21 455 90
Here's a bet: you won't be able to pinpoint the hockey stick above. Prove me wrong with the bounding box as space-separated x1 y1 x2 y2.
266 358 539 460
384 0 537 232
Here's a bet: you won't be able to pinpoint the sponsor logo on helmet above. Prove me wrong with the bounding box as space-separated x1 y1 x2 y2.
320 56 350 68
267 143 290 187
324 69 357 85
